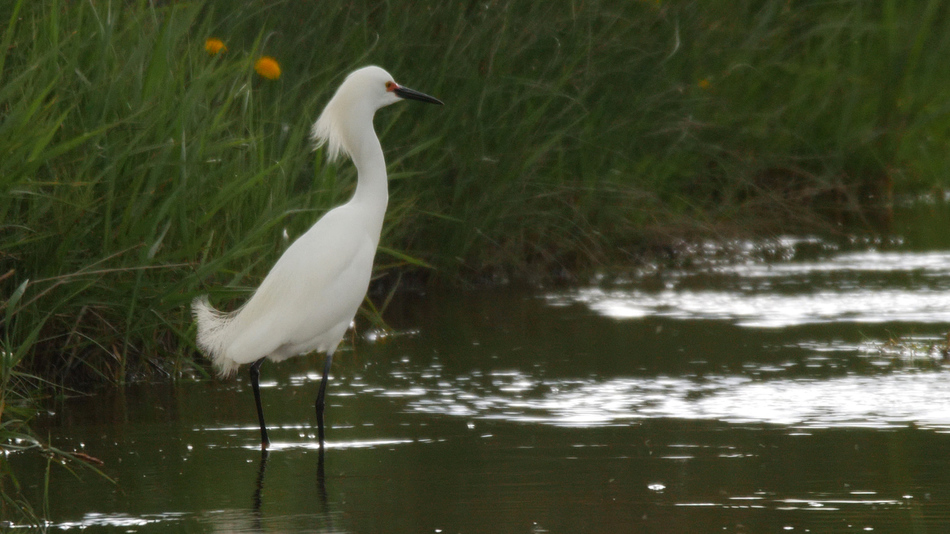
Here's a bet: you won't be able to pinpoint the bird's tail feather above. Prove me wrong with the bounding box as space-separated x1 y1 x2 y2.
192 296 240 378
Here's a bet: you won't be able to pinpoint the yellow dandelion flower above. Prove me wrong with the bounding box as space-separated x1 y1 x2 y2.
255 56 281 80
205 38 227 56
698 78 711 89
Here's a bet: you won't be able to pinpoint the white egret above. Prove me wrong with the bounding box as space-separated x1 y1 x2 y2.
192 66 442 450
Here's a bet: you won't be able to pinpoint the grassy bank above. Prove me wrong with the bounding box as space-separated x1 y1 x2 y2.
2 0 950 421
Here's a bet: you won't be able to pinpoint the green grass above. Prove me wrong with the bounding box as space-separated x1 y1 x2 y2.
3 1 950 515
4 0 950 384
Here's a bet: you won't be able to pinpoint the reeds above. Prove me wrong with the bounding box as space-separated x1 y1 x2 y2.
1 0 949 403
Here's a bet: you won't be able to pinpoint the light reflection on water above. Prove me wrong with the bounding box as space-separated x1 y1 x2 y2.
552 248 950 327
376 245 950 431
390 365 950 430
555 287 950 327
53 512 189 530
716 249 950 277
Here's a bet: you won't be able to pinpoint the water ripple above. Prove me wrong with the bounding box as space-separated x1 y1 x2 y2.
400 369 950 430
718 250 950 277
551 249 950 327
554 287 950 327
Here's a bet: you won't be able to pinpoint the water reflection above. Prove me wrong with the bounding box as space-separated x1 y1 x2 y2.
53 512 189 529
718 249 950 277
551 248 950 327
252 450 268 525
251 450 331 532
394 365 950 430
555 286 950 327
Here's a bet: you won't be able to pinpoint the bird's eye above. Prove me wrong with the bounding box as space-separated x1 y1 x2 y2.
385 81 396 92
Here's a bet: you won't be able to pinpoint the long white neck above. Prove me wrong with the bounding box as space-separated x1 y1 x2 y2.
347 112 388 237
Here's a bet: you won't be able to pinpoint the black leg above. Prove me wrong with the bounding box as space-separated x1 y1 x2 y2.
315 352 334 448
250 357 270 449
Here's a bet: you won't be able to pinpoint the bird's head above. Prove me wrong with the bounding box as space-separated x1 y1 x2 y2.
311 66 442 161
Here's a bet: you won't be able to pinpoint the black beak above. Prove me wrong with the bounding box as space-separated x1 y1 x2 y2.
394 85 444 106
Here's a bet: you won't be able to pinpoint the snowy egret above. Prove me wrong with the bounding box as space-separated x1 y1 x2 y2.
193 66 442 449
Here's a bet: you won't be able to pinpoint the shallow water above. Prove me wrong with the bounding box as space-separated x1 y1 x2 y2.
11 227 950 532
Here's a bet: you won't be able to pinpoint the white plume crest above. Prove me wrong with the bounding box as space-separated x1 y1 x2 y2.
311 66 396 162
310 68 363 162
311 100 348 162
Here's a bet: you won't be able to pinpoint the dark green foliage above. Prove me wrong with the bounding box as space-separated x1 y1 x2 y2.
2 0 950 392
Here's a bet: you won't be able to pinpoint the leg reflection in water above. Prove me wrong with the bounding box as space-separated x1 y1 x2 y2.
252 449 269 529
316 449 329 509
251 449 331 524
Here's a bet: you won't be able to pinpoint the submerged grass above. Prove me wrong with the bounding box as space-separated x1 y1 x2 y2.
3 0 950 515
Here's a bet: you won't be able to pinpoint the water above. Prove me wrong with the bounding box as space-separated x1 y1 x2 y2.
10 223 950 531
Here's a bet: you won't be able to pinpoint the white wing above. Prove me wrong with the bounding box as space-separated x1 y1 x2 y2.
222 203 378 364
